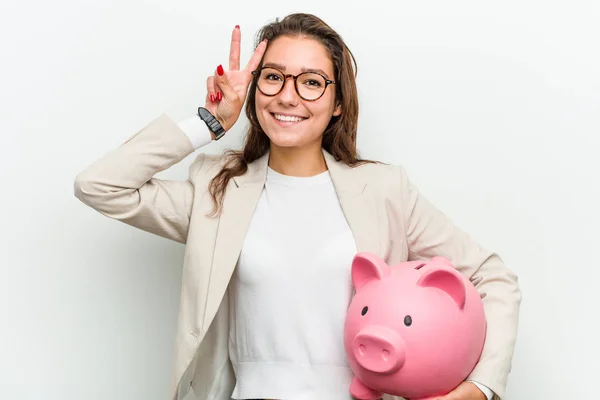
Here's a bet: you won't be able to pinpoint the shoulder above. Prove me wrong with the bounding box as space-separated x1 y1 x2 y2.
195 152 228 169
350 159 409 188
343 158 418 206
343 160 419 221
188 152 229 182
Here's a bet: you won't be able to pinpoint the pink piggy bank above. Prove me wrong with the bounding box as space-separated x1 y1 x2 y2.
344 252 486 400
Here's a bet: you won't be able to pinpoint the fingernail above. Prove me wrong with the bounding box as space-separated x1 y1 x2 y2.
217 92 222 100
217 65 224 76
235 25 240 29
210 95 215 102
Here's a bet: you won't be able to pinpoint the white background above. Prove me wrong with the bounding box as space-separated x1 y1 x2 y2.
1 1 598 399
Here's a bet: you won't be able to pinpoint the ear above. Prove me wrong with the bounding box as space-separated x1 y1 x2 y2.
417 266 467 309
332 102 342 117
351 252 389 291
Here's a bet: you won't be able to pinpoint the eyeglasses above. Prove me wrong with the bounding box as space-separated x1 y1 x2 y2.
251 66 336 101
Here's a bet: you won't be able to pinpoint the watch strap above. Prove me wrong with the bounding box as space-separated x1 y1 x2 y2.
197 107 226 140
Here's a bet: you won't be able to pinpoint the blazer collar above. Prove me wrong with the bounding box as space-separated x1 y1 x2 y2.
231 151 269 188
322 149 368 196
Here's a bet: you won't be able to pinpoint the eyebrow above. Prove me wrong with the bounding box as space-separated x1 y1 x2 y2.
262 62 331 80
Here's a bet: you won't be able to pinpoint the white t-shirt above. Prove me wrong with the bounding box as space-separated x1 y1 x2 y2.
228 166 357 400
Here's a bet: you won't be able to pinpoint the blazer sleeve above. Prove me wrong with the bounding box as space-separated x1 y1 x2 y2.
74 114 206 244
397 165 522 400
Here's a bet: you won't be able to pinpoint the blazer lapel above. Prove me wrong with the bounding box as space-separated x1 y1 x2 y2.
202 152 269 329
323 150 382 256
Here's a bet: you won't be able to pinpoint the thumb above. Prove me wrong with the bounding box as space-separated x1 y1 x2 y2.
215 65 237 101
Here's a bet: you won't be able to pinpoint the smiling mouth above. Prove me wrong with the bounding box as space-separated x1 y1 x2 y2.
271 113 308 124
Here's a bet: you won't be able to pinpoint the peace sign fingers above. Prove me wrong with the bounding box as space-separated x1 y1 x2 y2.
244 38 268 74
229 25 241 71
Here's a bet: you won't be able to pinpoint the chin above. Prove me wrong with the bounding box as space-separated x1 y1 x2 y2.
266 131 309 148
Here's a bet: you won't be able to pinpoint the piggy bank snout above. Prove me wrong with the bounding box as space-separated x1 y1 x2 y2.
352 325 405 375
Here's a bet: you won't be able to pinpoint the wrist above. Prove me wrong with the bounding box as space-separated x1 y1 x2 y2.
467 381 493 400
197 107 226 140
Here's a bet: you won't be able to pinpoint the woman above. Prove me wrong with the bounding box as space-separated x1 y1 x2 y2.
74 13 521 400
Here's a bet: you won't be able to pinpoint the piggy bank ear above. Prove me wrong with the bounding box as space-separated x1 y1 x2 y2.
417 266 466 309
351 252 389 290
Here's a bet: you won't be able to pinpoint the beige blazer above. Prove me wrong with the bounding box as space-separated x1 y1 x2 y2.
74 114 521 400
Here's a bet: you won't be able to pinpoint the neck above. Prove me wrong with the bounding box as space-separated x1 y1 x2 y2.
268 142 327 177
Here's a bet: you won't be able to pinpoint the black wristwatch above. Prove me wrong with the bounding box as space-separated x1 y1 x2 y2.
197 107 226 140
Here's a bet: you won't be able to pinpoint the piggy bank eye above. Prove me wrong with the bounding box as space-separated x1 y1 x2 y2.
361 306 368 316
404 315 412 326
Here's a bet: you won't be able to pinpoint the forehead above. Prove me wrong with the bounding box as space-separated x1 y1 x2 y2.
262 36 334 76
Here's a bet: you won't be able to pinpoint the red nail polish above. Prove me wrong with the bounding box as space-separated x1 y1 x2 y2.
217 65 224 76
235 25 240 29
210 95 215 102
217 92 222 100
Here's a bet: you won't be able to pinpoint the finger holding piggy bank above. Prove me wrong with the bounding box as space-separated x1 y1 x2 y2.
343 253 487 400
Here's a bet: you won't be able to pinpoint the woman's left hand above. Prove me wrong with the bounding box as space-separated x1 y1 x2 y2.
431 382 487 400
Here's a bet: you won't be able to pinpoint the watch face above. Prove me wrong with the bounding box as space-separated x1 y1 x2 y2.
198 107 211 121
198 107 225 139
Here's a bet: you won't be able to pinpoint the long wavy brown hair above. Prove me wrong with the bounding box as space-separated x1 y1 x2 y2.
207 13 376 217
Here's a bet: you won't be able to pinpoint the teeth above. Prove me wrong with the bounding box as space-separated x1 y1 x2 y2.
274 114 305 122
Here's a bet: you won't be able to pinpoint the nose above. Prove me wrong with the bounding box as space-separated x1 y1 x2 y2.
352 325 405 375
277 76 300 106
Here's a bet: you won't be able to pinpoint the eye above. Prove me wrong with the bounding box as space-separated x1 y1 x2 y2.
299 73 325 88
265 73 282 81
361 306 368 316
404 315 412 326
304 79 322 87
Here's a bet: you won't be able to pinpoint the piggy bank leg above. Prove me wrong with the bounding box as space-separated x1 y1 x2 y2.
350 377 383 400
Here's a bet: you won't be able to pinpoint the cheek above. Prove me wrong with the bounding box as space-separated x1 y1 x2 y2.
254 97 270 126
307 102 337 127
312 94 337 118
254 93 267 113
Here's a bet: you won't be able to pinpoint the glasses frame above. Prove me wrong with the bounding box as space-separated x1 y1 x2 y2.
251 66 336 101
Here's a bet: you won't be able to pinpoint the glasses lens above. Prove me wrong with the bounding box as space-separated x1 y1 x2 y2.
296 72 327 100
257 67 285 96
256 68 328 100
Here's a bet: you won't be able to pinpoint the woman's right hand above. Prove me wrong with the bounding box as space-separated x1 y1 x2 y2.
204 25 267 135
